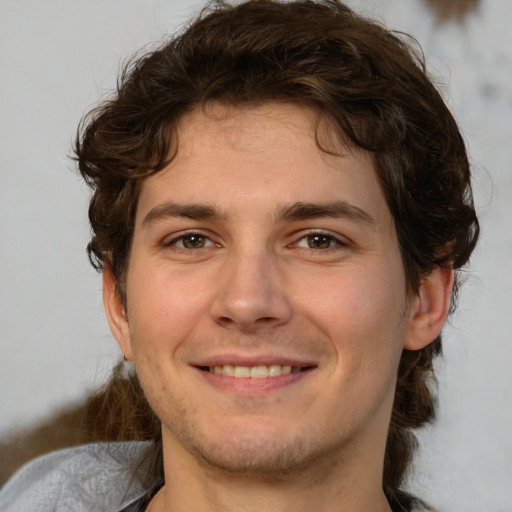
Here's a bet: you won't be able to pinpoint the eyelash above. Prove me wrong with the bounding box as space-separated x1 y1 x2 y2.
291 231 349 252
163 231 218 251
163 230 348 253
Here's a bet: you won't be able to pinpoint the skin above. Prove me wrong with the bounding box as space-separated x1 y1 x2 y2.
104 102 453 512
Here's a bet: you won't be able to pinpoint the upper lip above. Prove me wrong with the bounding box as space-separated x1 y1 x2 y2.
191 353 318 369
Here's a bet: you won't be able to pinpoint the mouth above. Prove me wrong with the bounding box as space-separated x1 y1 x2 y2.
198 364 314 378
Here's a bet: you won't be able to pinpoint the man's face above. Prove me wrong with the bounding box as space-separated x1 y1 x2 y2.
107 103 426 476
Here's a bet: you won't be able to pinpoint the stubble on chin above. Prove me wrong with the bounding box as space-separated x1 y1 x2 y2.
163 412 347 481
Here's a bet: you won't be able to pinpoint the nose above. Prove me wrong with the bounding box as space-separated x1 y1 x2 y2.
210 250 293 332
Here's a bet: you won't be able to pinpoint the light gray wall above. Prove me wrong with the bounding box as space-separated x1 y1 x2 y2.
1 0 510 509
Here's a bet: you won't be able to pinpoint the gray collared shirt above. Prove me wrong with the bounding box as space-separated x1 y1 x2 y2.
0 441 157 511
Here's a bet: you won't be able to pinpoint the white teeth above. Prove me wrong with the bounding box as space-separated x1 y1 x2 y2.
268 364 282 377
221 365 235 377
250 366 268 378
234 366 250 378
210 364 298 378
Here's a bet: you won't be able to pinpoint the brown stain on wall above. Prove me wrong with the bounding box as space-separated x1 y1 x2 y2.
424 0 481 24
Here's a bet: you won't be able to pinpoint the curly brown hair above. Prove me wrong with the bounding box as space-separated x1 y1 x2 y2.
75 1 479 510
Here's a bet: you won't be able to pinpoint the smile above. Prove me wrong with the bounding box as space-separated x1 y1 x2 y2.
196 362 316 393
203 364 306 378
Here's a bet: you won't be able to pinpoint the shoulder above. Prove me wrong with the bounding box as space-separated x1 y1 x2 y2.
0 441 153 512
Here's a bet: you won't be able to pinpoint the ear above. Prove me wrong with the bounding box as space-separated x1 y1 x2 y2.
404 267 454 351
103 265 134 361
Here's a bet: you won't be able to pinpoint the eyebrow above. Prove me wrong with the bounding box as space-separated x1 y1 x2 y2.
275 201 376 225
142 200 375 227
142 202 223 227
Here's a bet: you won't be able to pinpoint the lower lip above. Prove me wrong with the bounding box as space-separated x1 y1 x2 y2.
197 368 313 394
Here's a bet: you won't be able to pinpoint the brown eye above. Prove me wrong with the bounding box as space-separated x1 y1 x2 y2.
168 233 215 250
306 234 334 249
181 234 207 249
294 232 346 251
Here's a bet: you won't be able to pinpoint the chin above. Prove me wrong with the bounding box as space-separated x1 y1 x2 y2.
171 420 338 477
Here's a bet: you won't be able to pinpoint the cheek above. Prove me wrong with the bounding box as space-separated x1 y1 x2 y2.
126 266 212 355
307 267 407 421
298 264 407 366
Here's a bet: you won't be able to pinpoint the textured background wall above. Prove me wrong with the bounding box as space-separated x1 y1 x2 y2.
1 0 510 508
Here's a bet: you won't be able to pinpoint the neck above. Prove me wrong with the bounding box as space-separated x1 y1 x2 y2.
147 434 392 512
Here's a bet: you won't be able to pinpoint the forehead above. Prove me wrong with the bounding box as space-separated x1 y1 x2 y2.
135 102 390 230
174 102 350 164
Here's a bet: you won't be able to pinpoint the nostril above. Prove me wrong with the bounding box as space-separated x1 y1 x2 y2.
218 316 235 326
215 314 279 330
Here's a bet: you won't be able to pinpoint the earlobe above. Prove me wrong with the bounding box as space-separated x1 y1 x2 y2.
404 267 454 351
103 266 134 361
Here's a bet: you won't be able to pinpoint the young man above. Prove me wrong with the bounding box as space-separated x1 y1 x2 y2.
0 1 479 511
